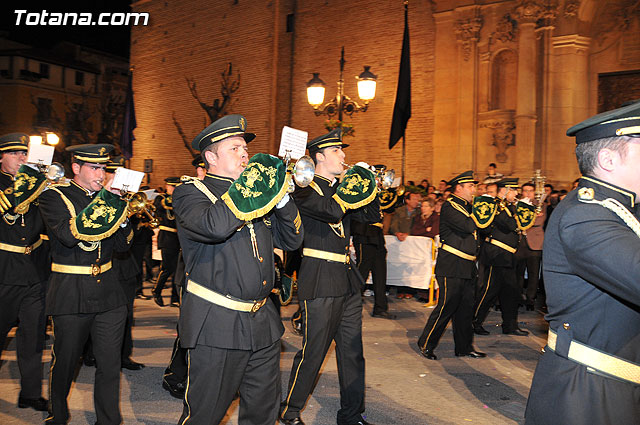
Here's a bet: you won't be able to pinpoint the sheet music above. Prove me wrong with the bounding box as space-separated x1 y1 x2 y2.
26 142 54 166
111 167 145 193
278 126 308 160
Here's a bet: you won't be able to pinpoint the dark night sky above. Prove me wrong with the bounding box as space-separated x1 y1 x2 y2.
1 0 132 58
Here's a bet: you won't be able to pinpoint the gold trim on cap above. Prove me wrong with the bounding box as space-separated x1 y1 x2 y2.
73 155 110 163
616 126 640 136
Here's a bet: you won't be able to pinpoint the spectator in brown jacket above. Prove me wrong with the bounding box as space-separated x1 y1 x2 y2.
515 182 545 310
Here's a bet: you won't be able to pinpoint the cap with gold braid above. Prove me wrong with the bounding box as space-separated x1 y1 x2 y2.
0 133 29 153
307 128 349 153
66 144 114 163
105 156 125 173
567 99 640 144
447 170 478 187
165 176 181 186
191 155 205 169
192 114 256 152
497 177 519 189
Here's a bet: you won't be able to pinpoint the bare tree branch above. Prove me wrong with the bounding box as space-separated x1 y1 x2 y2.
172 111 197 158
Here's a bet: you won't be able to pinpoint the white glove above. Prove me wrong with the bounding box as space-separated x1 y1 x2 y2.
276 193 290 209
355 162 372 171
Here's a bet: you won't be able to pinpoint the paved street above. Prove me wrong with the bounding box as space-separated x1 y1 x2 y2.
1 286 548 425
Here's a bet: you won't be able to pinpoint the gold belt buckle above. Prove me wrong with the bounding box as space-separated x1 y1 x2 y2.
251 298 266 313
91 264 101 277
24 245 32 255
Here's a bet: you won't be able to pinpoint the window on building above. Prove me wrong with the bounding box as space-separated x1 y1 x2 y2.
36 98 53 125
69 103 84 131
39 63 50 79
75 71 84 86
286 14 295 33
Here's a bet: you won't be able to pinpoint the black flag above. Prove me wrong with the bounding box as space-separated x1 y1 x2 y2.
389 3 411 149
120 72 136 160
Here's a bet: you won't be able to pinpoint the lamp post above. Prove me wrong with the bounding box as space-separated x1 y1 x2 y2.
306 47 377 122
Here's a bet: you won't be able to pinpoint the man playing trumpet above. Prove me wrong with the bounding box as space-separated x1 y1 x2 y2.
172 114 303 425
39 143 133 425
280 128 380 425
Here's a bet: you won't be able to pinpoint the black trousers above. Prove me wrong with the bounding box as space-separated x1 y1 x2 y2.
49 306 127 425
0 282 46 399
516 246 542 304
154 246 180 302
281 292 365 424
417 276 475 354
473 265 520 331
131 241 153 291
164 330 188 387
178 340 281 425
355 242 388 315
121 277 138 360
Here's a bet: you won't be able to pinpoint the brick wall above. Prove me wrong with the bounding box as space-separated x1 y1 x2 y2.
130 0 436 187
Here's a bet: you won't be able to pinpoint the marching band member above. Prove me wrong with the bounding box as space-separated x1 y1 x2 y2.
280 128 380 425
39 143 132 425
173 114 303 424
417 171 485 360
0 133 49 411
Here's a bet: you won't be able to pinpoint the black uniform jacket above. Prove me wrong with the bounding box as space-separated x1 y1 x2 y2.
173 173 303 351
435 194 478 279
154 193 179 250
351 220 385 248
39 181 131 315
293 175 381 301
479 202 518 268
541 176 640 373
0 170 49 286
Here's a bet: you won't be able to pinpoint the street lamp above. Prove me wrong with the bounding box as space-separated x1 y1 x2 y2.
306 47 377 121
30 131 59 146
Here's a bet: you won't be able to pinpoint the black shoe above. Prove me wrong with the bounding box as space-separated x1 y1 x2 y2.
162 380 186 399
473 325 490 335
83 356 96 367
291 318 303 337
525 304 535 311
153 294 165 307
170 301 180 307
136 292 152 300
455 350 487 358
121 359 145 370
280 417 305 425
372 311 396 319
418 346 438 360
18 396 48 411
503 328 529 336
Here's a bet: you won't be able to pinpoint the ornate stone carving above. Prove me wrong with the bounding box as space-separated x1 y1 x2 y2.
493 14 518 43
455 12 483 61
514 0 558 29
564 0 580 18
481 120 516 163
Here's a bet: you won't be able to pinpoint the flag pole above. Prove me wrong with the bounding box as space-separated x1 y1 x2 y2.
402 135 405 185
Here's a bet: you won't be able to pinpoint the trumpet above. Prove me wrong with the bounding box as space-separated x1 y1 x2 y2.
284 153 315 192
34 161 68 185
341 162 395 190
126 191 159 228
240 154 315 193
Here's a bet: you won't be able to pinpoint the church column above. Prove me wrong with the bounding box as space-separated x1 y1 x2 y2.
454 7 483 172
513 1 545 176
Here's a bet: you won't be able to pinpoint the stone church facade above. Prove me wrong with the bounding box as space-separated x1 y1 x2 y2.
130 0 640 188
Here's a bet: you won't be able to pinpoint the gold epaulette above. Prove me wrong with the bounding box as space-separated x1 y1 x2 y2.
181 175 218 204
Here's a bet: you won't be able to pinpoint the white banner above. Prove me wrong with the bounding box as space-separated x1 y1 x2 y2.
378 235 435 289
